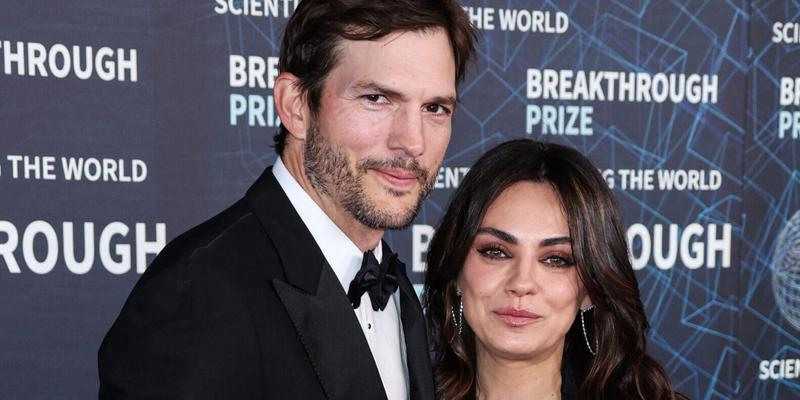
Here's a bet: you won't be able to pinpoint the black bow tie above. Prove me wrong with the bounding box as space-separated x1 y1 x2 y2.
347 249 400 311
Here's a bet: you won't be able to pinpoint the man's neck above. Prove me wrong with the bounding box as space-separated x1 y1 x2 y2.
475 347 563 400
280 149 383 253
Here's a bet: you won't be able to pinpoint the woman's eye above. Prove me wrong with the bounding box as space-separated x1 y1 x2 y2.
542 256 575 268
478 247 508 259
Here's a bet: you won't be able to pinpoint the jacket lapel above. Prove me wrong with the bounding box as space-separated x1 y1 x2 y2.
272 267 386 400
389 243 435 400
244 168 386 400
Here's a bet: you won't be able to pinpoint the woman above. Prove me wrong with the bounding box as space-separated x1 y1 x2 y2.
424 139 684 399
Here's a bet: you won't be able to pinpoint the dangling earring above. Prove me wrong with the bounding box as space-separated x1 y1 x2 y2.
452 289 463 335
580 305 597 356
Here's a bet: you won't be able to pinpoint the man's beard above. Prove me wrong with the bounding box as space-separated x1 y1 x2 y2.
303 122 435 230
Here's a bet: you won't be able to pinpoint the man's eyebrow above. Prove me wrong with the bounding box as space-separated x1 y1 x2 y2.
350 81 405 100
430 95 457 108
350 80 457 107
476 227 517 245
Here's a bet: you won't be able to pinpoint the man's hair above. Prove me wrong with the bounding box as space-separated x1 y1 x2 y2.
273 0 477 155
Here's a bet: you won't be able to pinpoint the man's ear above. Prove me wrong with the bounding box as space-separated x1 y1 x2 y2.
274 72 311 140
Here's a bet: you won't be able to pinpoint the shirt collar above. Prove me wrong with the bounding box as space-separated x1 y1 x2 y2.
272 157 382 290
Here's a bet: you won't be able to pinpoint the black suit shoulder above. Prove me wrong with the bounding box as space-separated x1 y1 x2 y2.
98 200 281 399
136 199 283 288
99 167 384 400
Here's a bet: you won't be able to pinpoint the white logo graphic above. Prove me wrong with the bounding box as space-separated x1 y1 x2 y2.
772 210 800 331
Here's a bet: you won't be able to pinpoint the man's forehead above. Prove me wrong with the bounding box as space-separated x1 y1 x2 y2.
340 26 445 45
372 29 440 46
331 28 457 94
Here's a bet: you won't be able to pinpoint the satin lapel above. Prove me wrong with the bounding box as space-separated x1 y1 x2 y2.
273 266 386 400
243 168 386 400
389 243 435 400
244 167 322 292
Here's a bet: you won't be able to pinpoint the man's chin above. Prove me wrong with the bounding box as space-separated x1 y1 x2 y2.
344 176 429 230
377 192 422 212
354 200 421 230
370 212 418 230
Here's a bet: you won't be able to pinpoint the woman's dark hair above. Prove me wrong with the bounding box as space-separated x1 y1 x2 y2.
423 139 682 400
273 0 477 155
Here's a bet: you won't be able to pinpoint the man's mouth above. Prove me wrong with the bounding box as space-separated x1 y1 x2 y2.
373 168 419 190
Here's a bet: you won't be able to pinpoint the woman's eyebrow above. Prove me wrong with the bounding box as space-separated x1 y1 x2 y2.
476 227 517 245
540 236 572 247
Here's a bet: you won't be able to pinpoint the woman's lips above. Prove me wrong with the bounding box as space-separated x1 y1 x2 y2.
493 308 542 327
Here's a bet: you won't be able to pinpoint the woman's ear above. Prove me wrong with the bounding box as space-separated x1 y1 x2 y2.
580 296 593 311
274 72 311 140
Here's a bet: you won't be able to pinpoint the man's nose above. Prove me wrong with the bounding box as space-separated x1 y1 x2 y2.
388 106 425 158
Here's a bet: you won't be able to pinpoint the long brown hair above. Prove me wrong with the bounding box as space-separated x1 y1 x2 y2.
423 139 683 399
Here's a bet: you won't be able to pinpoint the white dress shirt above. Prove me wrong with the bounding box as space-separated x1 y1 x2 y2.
272 157 409 400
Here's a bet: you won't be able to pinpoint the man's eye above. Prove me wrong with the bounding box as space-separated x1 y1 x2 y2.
425 103 451 115
363 94 388 103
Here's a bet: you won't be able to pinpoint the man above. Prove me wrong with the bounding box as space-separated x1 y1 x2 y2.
98 0 476 399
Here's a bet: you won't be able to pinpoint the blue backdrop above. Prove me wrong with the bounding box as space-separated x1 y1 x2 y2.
0 1 797 399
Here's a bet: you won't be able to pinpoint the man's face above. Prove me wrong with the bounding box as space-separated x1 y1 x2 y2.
304 28 457 229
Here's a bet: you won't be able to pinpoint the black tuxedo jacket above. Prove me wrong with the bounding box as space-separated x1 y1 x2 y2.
98 167 434 400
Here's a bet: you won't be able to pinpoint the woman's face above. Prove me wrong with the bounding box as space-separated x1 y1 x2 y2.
457 181 591 363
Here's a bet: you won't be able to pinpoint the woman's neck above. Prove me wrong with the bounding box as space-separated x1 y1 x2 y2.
475 347 563 400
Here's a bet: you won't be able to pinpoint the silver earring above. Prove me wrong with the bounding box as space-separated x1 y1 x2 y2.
452 289 463 335
580 305 597 356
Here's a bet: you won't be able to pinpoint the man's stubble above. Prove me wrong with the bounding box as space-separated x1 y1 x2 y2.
303 121 436 230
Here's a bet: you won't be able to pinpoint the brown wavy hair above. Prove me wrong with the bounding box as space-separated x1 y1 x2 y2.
273 0 477 155
423 139 684 400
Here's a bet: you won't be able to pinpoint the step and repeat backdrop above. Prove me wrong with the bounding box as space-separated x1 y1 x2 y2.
0 1 797 398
